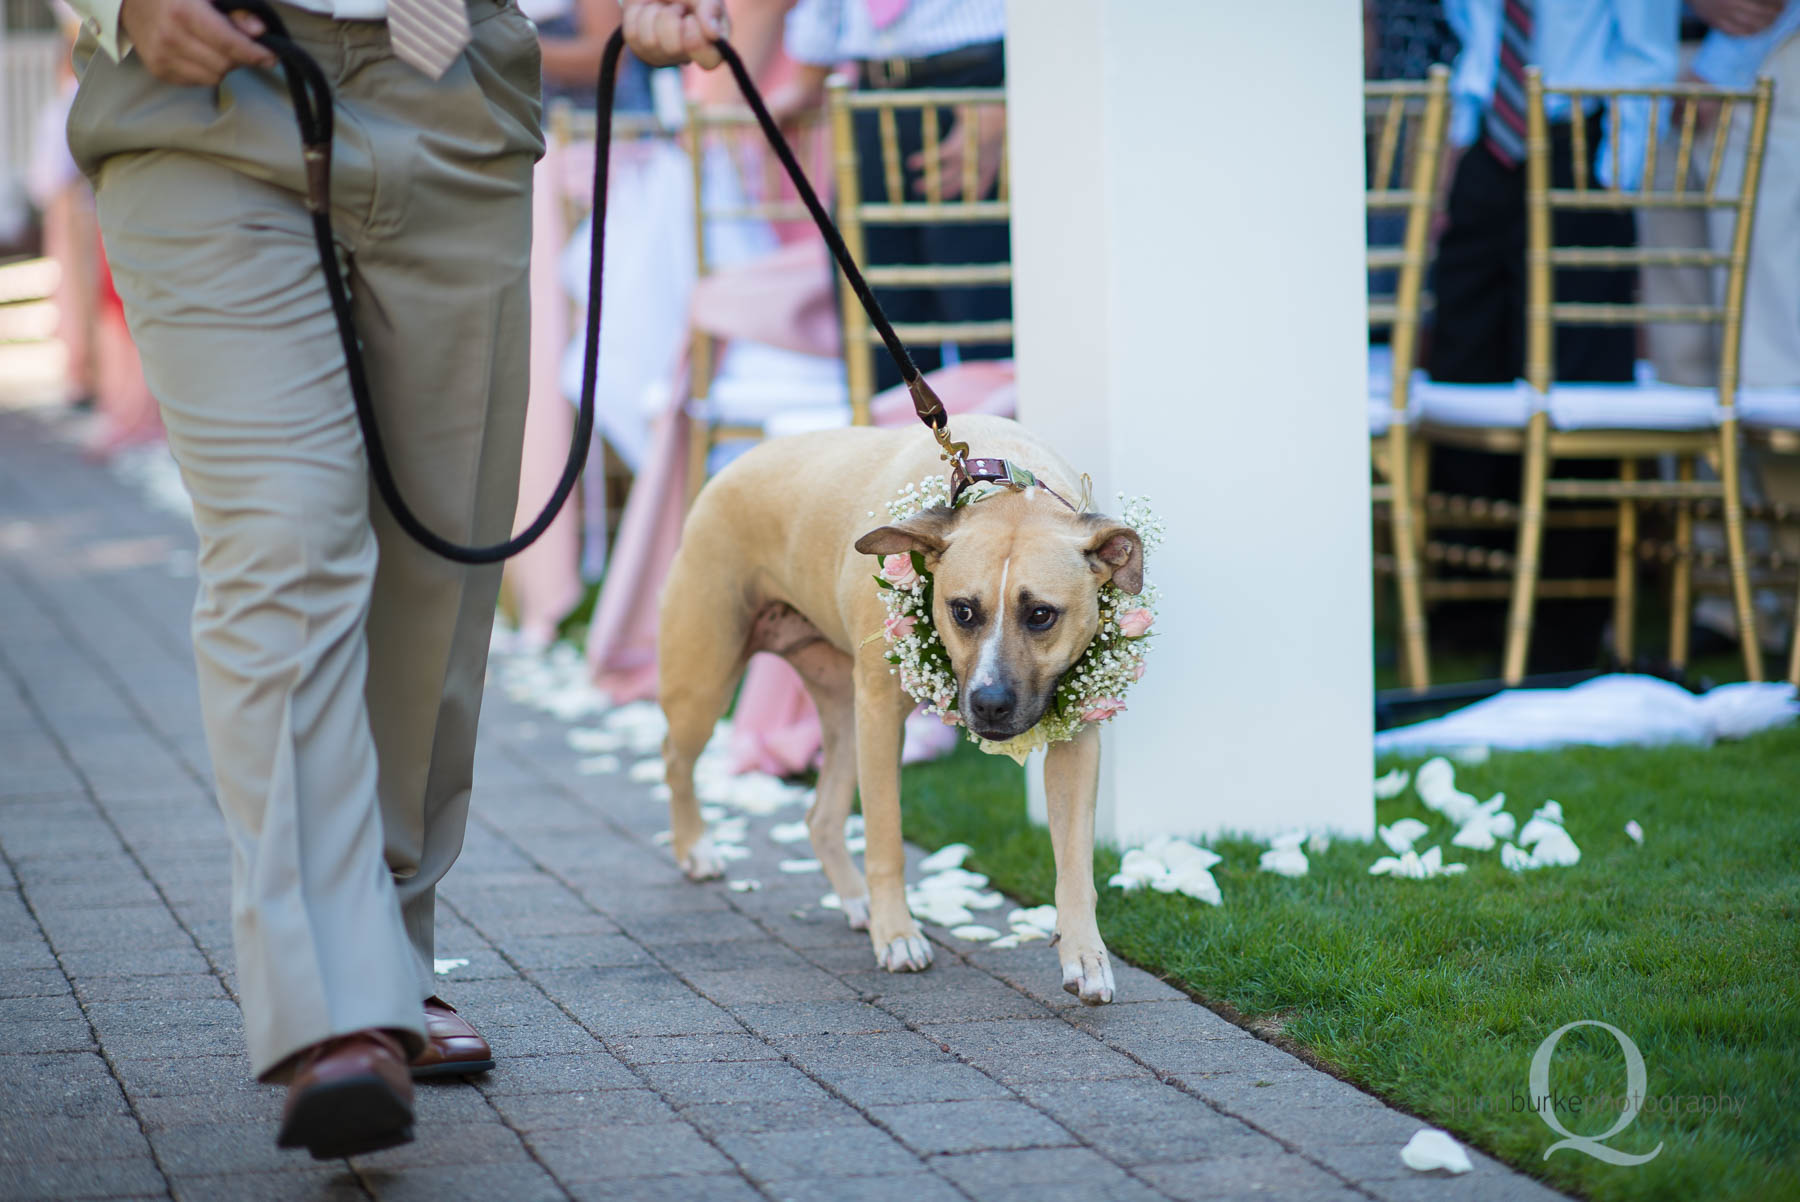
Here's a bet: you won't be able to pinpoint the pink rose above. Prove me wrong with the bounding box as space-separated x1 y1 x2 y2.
1116 607 1154 638
880 554 920 590
883 612 917 642
1081 697 1127 723
1132 661 1146 681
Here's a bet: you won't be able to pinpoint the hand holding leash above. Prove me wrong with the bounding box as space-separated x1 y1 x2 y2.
214 0 968 562
620 0 729 69
123 0 275 84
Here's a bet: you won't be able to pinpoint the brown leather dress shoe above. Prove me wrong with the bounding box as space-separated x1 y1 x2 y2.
275 1029 414 1159
411 996 495 1078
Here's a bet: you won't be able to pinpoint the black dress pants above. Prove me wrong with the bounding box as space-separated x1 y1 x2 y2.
1426 114 1635 670
852 45 1011 394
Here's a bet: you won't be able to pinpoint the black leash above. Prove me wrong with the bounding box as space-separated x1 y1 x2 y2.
216 1 964 562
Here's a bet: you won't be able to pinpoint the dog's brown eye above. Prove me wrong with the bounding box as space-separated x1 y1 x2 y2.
950 600 977 627
1026 605 1058 632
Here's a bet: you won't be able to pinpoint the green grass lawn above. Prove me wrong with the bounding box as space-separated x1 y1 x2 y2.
898 730 1800 1201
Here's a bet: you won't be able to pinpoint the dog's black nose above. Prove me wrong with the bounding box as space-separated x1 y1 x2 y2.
968 684 1016 728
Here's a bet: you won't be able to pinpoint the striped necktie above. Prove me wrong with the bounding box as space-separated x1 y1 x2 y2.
1484 0 1533 168
387 0 472 78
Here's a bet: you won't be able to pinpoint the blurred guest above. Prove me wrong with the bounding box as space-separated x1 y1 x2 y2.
1645 0 1798 390
506 0 659 651
26 16 160 456
1432 0 1678 384
771 0 1008 393
1642 0 1800 652
1427 0 1679 670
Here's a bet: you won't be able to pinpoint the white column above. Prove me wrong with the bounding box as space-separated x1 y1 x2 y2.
1008 0 1374 845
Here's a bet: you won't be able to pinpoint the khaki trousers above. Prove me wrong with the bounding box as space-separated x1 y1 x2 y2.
68 0 542 1078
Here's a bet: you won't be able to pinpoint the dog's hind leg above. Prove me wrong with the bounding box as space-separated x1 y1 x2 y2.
854 652 931 972
783 637 867 929
657 561 751 882
1043 724 1114 1004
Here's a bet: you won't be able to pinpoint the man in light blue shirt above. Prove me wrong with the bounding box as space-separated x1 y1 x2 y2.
1427 0 1678 673
1430 0 1679 386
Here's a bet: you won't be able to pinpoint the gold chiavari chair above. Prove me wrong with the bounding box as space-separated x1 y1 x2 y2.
1421 69 1774 684
1366 66 1450 693
682 101 832 505
826 76 1011 424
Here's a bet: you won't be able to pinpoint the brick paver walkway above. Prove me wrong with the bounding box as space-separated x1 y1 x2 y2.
0 406 1567 1201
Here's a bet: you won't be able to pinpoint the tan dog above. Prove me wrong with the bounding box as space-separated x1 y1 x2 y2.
657 415 1143 1004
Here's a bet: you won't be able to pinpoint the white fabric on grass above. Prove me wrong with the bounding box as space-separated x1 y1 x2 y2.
1376 674 1798 755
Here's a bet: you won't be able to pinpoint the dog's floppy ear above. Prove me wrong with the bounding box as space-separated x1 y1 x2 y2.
855 505 958 561
1083 519 1144 595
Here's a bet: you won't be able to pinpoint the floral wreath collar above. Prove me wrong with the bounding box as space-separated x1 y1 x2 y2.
873 470 1163 764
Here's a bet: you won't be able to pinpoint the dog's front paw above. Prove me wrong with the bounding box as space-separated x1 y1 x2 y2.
840 895 871 931
869 914 932 972
876 933 933 972
677 835 726 882
1058 940 1115 1005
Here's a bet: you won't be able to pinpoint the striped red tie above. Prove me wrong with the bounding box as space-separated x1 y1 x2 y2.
1485 0 1533 168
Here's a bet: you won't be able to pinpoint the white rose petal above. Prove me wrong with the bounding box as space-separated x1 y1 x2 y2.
1175 869 1224 906
1007 905 1058 934
1527 827 1581 868
566 727 625 754
1370 846 1463 880
988 934 1022 949
1379 818 1431 855
628 758 665 784
778 859 822 874
917 868 990 892
1259 847 1309 878
433 957 469 974
1400 1128 1472 1174
919 843 974 872
950 924 1002 942
728 879 761 892
911 901 975 928
769 821 810 844
1451 745 1491 765
1451 823 1497 851
1373 768 1411 800
1625 819 1644 845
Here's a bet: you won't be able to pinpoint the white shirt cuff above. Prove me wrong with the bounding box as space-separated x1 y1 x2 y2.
73 0 133 62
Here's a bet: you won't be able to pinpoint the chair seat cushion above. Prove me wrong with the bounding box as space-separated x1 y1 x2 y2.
1739 386 1800 429
1406 379 1722 431
1414 378 1535 428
